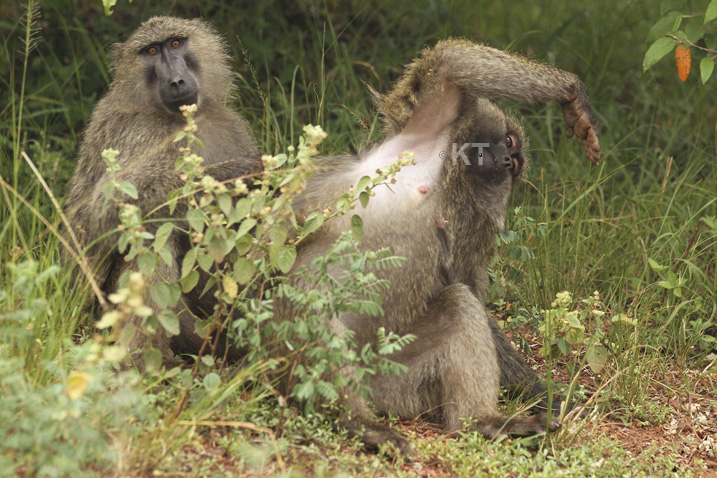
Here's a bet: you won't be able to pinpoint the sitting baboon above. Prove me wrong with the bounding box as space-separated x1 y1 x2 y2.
63 17 263 363
281 39 600 454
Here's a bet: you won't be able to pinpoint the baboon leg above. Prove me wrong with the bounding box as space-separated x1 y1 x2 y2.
324 318 412 455
487 318 557 411
370 283 557 438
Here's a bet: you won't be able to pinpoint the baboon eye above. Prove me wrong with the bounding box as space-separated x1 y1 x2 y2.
506 132 519 149
170 39 182 48
146 45 159 55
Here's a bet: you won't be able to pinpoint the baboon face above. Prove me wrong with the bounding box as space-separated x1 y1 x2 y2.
455 102 528 186
111 17 233 115
465 126 525 183
140 36 200 113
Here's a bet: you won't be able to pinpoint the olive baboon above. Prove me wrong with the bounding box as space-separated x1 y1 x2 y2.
64 17 262 363
283 39 600 453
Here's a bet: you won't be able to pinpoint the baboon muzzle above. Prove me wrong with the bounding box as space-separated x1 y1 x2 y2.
158 53 198 112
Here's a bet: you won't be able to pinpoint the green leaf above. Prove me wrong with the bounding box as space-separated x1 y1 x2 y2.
556 338 570 357
158 245 174 267
351 214 363 243
187 208 206 232
235 234 253 255
208 237 231 263
660 0 680 14
703 216 717 232
337 195 351 214
119 181 138 199
673 30 688 42
144 348 163 373
218 194 233 217
700 58 715 84
643 37 676 72
359 191 370 208
157 310 181 336
586 344 609 374
236 218 257 238
137 252 157 275
657 280 675 290
269 245 281 271
648 258 667 273
684 17 706 43
302 212 325 235
153 223 174 251
706 0 717 23
356 175 372 192
197 252 213 272
277 246 297 273
293 381 315 400
611 313 638 327
233 257 256 285
181 249 196 278
120 322 137 346
150 282 181 308
566 313 583 329
707 36 717 52
203 373 221 391
270 224 288 247
102 0 118 15
167 189 180 214
647 11 682 42
233 198 251 221
181 269 199 293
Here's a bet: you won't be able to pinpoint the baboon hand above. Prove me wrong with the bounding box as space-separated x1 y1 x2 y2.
562 94 600 164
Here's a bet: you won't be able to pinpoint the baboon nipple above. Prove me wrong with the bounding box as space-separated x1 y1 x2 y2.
418 184 431 194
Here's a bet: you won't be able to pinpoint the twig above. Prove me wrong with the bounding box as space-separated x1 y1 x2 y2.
666 33 717 56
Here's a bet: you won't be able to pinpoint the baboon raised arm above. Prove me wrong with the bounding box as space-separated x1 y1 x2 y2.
284 40 600 454
380 39 600 163
64 17 263 363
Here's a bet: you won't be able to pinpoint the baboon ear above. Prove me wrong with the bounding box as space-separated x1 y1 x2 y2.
108 42 125 68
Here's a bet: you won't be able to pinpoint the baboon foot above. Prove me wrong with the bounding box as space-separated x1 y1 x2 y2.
338 417 411 456
474 412 560 439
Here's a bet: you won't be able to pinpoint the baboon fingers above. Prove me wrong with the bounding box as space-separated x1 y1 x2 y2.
562 99 601 163
584 132 601 164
